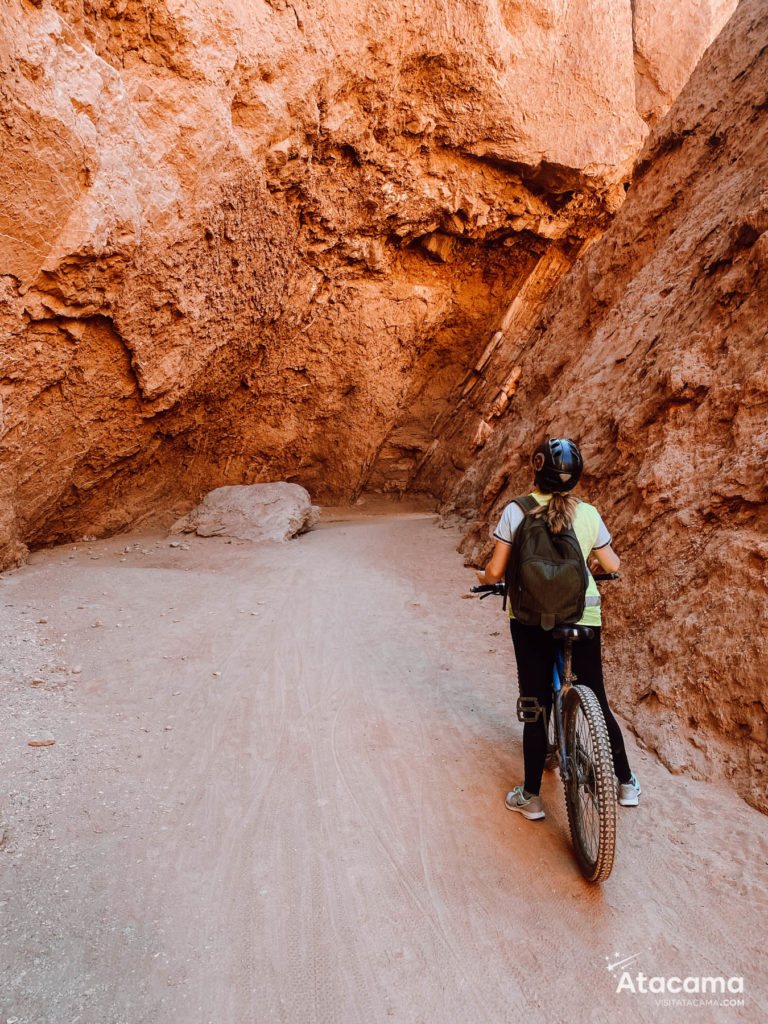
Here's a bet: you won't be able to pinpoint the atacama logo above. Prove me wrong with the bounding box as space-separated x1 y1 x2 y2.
605 953 745 1006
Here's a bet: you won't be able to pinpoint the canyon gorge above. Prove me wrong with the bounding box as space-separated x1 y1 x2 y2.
452 0 768 813
1 0 765 812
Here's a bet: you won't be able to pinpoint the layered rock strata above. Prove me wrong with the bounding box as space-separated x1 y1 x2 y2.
454 0 768 812
0 0 733 567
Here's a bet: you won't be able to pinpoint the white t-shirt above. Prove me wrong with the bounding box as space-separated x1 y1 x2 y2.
493 494 611 549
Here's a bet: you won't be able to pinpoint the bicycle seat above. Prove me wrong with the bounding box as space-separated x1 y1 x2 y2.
553 625 594 642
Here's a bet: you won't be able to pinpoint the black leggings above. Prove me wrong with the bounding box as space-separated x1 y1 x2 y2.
509 619 632 795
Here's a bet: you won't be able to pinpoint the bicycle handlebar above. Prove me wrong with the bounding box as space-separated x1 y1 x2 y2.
468 574 618 598
469 582 505 599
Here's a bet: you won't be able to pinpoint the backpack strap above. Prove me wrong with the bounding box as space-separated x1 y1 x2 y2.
512 494 540 515
502 494 540 611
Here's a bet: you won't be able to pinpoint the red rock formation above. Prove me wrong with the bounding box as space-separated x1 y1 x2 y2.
632 0 738 125
0 0 727 567
454 0 768 811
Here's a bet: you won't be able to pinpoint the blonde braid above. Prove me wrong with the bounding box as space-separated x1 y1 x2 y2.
543 492 579 534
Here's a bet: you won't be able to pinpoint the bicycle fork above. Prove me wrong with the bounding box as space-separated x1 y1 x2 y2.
552 641 573 782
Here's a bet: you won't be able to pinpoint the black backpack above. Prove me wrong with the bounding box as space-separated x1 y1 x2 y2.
504 495 589 630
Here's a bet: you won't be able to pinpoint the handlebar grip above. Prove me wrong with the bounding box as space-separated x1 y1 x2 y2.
592 572 619 581
469 583 506 598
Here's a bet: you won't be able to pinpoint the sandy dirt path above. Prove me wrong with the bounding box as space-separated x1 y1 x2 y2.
1 511 766 1024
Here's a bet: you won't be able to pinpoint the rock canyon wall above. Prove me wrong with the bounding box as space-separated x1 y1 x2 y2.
3 0 758 806
454 0 767 812
0 0 733 568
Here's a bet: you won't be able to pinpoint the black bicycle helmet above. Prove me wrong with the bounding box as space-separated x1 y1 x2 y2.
532 438 583 492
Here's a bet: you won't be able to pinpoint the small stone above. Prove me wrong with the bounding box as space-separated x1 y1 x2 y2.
29 732 55 747
31 678 44 686
38 618 48 624
92 621 102 628
212 671 221 677
71 666 82 674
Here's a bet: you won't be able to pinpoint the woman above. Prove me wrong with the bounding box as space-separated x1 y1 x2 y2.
475 438 641 820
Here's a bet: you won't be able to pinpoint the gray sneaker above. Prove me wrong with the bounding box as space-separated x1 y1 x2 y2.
618 772 641 806
505 785 545 820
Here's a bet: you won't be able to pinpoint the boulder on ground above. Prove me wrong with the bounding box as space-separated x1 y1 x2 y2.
171 484 320 542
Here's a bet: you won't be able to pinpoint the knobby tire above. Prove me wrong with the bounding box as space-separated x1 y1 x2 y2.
563 684 617 883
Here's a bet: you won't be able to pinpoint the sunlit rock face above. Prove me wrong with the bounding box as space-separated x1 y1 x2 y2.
632 0 738 126
454 0 768 812
0 0 731 566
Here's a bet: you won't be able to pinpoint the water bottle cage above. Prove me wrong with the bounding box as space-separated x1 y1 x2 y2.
516 697 543 723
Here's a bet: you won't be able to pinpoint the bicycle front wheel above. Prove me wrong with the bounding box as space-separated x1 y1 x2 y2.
563 684 617 883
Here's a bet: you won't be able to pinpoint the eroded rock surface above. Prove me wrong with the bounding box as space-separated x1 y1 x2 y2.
452 0 768 811
171 482 319 541
0 0 727 568
632 0 738 126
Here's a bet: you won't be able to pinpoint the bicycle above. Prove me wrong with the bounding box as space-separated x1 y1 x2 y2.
470 573 619 883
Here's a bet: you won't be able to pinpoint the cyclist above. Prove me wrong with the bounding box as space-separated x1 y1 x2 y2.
475 437 641 820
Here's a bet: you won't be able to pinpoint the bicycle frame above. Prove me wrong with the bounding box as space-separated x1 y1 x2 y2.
551 641 572 782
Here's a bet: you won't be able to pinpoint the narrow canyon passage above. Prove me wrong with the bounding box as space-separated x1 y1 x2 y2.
1 512 765 1023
